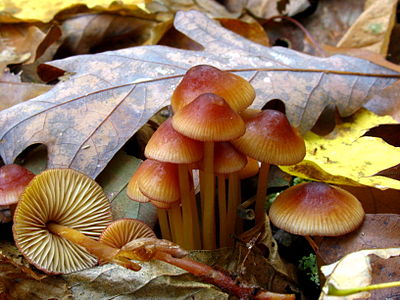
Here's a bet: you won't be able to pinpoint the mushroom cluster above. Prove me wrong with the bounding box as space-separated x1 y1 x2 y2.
128 65 307 250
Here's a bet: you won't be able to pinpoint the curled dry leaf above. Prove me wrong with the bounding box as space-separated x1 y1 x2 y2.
0 10 399 178
317 214 400 299
336 0 397 55
320 247 400 300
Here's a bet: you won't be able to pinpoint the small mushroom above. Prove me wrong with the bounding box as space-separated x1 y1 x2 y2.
269 181 365 250
0 164 35 221
232 109 306 224
172 93 245 249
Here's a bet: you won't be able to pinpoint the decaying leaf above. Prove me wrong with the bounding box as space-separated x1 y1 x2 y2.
0 71 51 111
320 247 400 299
58 13 172 56
281 109 400 189
63 246 299 299
0 10 399 178
340 185 400 214
365 79 400 122
337 0 397 55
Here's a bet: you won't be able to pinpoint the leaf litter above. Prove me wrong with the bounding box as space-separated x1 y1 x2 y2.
0 10 399 179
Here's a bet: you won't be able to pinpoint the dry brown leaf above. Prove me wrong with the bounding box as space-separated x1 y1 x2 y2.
58 13 172 56
245 0 311 19
0 10 399 178
0 71 51 111
337 0 397 55
365 79 400 122
0 24 61 70
317 214 400 300
340 186 400 214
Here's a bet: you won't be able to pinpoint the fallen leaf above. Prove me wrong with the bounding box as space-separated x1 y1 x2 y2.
317 214 400 264
302 0 364 50
336 0 397 55
63 246 299 299
0 0 148 23
339 185 400 214
245 0 311 19
96 151 157 227
364 79 400 121
218 18 270 46
281 109 400 189
0 10 399 178
57 13 171 56
320 247 400 299
0 71 51 111
0 23 60 70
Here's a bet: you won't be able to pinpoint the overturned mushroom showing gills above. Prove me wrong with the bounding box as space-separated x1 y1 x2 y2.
13 169 113 274
269 182 365 236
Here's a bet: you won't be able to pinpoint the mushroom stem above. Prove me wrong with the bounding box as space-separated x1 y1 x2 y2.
202 141 216 249
157 209 172 241
217 175 227 247
178 164 200 249
154 251 294 300
47 223 119 263
255 162 270 224
225 173 240 247
168 206 184 245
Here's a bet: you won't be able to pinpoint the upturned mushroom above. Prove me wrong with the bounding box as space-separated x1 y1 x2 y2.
13 168 113 274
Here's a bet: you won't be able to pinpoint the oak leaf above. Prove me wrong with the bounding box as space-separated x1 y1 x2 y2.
0 10 399 178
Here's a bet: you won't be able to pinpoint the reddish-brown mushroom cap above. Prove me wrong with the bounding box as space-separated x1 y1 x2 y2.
237 157 259 179
138 159 180 203
13 169 112 274
171 65 255 112
172 93 245 142
0 164 35 206
99 218 156 249
127 165 150 203
269 182 365 236
232 109 306 165
213 142 247 174
145 118 203 164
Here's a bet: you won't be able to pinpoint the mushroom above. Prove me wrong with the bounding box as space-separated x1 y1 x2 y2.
232 109 306 225
269 181 365 249
171 65 255 113
13 168 113 274
144 118 202 249
100 218 295 300
0 164 35 220
172 93 245 249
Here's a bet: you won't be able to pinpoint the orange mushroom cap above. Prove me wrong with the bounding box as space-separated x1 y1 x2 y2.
0 164 35 206
213 142 247 174
172 93 245 142
138 159 180 203
232 109 306 165
145 118 203 164
269 182 365 236
99 218 156 249
171 65 255 112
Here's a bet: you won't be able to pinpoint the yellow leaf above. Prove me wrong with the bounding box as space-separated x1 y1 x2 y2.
280 109 400 190
0 0 148 23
